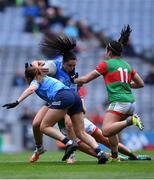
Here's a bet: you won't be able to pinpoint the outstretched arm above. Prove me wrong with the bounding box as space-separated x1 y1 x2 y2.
2 85 38 109
17 85 38 103
74 70 100 86
130 73 144 89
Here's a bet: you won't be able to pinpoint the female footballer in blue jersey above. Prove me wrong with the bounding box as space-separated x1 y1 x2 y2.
2 65 108 164
29 33 79 162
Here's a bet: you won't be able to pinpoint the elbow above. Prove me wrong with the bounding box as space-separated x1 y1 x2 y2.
28 88 35 94
135 80 144 88
140 81 144 88
136 82 144 88
31 89 36 93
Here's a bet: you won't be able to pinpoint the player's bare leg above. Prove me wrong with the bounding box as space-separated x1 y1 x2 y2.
30 106 48 162
40 109 78 161
70 113 108 164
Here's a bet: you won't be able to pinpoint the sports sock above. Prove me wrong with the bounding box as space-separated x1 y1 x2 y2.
35 144 42 149
95 146 102 157
112 151 118 158
126 117 133 126
129 152 137 159
62 137 73 146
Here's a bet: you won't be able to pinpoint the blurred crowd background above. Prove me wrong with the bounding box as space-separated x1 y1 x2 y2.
0 0 154 153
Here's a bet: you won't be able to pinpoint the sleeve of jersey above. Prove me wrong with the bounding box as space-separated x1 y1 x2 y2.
131 68 136 77
30 80 39 89
95 61 107 75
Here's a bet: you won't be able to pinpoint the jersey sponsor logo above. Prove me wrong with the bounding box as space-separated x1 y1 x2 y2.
52 101 61 106
66 80 71 87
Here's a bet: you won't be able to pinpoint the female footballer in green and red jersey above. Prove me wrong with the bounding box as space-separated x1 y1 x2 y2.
74 25 144 162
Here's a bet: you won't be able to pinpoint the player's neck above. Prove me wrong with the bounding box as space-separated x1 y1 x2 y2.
110 56 121 59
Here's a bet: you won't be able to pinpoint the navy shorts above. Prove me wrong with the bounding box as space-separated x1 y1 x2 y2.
48 89 83 116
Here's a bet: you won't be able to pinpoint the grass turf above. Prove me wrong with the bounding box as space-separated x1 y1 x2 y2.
0 150 153 179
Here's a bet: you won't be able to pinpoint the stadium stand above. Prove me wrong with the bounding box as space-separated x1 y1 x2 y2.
51 0 154 54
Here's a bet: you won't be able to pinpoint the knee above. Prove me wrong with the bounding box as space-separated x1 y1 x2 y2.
75 130 85 139
40 124 45 133
32 120 41 129
102 127 111 137
65 121 73 131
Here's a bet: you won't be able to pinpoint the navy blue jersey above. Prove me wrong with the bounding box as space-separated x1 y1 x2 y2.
53 58 78 94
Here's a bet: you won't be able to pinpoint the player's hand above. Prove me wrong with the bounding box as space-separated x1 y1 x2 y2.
70 72 78 83
74 78 84 87
38 67 49 74
2 101 19 109
69 69 79 83
26 62 49 74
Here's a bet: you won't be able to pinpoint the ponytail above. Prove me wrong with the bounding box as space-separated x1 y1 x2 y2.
118 24 132 47
41 32 77 62
107 24 132 56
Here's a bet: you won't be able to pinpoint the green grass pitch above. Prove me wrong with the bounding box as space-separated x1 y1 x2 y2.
0 150 153 179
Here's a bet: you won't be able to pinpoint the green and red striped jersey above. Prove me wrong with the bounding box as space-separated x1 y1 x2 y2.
95 57 136 103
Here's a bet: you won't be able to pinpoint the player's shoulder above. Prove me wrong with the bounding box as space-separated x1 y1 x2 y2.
44 75 58 83
54 58 62 68
97 60 108 67
54 56 63 63
30 79 40 87
121 58 132 67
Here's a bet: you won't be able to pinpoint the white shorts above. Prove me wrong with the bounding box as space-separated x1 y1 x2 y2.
60 128 67 137
60 117 97 136
83 117 97 135
107 102 136 117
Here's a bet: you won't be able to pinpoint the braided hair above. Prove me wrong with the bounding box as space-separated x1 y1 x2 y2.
41 32 77 62
107 24 132 56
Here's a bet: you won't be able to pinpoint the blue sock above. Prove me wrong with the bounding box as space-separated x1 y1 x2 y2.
62 137 70 145
95 147 101 155
35 144 42 149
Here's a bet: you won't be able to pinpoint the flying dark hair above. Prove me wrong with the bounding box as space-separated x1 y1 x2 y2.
41 32 77 62
107 24 132 56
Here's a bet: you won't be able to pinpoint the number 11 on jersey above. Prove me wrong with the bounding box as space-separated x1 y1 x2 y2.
118 67 128 83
